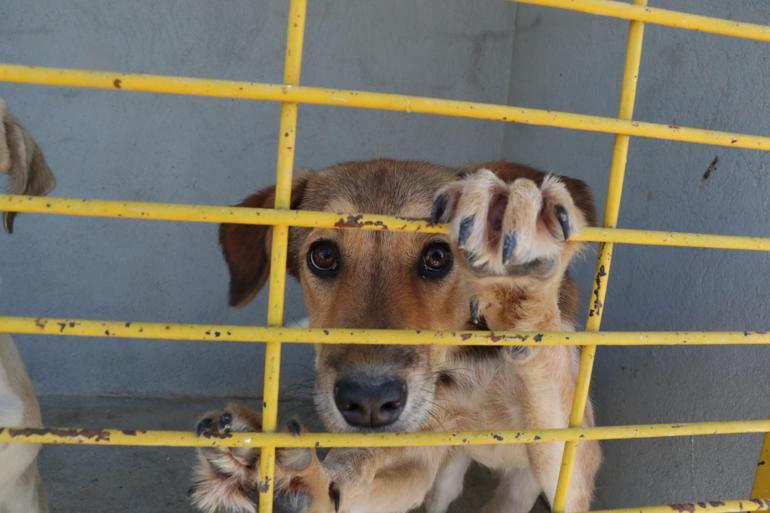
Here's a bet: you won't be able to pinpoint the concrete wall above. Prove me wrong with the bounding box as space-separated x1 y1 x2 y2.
1 0 769 508
0 0 516 396
502 0 770 507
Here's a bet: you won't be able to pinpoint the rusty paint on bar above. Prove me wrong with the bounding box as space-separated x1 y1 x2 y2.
1 64 770 151
2 194 770 251
259 0 307 510
588 499 770 513
1 316 768 347
2 419 770 449
553 3 647 510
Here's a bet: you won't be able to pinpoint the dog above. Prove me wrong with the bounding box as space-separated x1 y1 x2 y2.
0 98 54 513
191 159 601 513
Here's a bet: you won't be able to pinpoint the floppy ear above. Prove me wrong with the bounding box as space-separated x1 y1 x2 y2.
219 172 310 308
0 99 56 234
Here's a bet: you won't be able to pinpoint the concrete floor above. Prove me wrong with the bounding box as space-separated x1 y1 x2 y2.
37 395 549 513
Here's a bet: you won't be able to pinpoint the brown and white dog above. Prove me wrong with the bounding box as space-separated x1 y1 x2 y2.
0 98 54 513
191 159 601 513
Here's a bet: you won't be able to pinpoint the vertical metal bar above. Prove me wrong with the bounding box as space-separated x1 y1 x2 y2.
552 1 647 511
258 1 307 512
752 416 770 498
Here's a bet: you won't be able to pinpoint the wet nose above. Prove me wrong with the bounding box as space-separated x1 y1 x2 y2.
333 377 407 428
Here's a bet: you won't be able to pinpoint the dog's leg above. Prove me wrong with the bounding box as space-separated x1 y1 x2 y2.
435 169 600 513
479 466 541 513
312 446 446 513
527 415 601 513
423 449 472 513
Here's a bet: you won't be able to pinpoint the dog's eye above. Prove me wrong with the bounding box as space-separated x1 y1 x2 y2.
307 240 341 277
419 241 453 280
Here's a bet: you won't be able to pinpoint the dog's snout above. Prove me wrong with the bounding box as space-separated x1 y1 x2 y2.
333 377 407 428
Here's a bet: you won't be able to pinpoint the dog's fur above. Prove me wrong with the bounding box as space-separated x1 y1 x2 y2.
0 335 48 513
192 159 601 513
0 98 53 513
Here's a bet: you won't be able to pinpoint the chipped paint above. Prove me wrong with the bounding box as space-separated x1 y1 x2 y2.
589 263 608 318
334 214 388 229
8 427 111 442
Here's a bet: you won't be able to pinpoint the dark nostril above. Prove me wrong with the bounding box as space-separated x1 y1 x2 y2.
333 377 408 428
380 400 401 413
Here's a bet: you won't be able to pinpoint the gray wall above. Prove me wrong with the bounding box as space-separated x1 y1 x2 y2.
0 0 516 396
502 0 770 507
1 0 769 508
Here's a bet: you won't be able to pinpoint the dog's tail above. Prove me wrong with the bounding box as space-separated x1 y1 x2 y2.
0 98 56 234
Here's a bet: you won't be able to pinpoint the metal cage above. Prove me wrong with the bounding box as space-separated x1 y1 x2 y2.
1 1 769 512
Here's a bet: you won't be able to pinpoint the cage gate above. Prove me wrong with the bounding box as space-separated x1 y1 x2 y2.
1 1 770 513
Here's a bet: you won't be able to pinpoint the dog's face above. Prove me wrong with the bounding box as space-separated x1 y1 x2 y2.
220 159 594 434
221 160 475 433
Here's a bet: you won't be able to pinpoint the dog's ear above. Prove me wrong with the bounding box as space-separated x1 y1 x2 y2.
0 99 56 234
219 172 310 308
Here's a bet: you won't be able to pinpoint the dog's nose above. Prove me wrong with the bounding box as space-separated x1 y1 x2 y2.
333 377 407 428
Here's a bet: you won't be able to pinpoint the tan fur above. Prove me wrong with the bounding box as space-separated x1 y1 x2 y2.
0 335 48 513
195 159 601 513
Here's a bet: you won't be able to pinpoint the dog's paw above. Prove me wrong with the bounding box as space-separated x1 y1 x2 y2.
432 169 586 278
190 404 264 513
190 407 332 513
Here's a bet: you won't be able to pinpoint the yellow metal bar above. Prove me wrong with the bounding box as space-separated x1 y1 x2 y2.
752 416 770 498
2 316 769 346
516 0 770 43
259 1 307 511
2 64 770 151
3 194 770 251
0 194 441 232
588 499 770 513
2 419 770 448
553 3 646 511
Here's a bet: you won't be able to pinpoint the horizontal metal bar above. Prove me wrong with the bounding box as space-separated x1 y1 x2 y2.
1 64 769 151
2 419 769 448
516 0 770 43
589 499 770 513
1 316 768 346
2 194 770 251
0 194 441 232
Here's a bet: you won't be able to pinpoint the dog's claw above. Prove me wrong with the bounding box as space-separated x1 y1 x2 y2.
505 345 530 360
196 417 214 437
502 231 517 264
329 482 341 513
555 205 570 240
458 216 474 248
3 212 16 234
218 412 232 433
470 298 480 325
287 419 302 437
431 193 448 225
